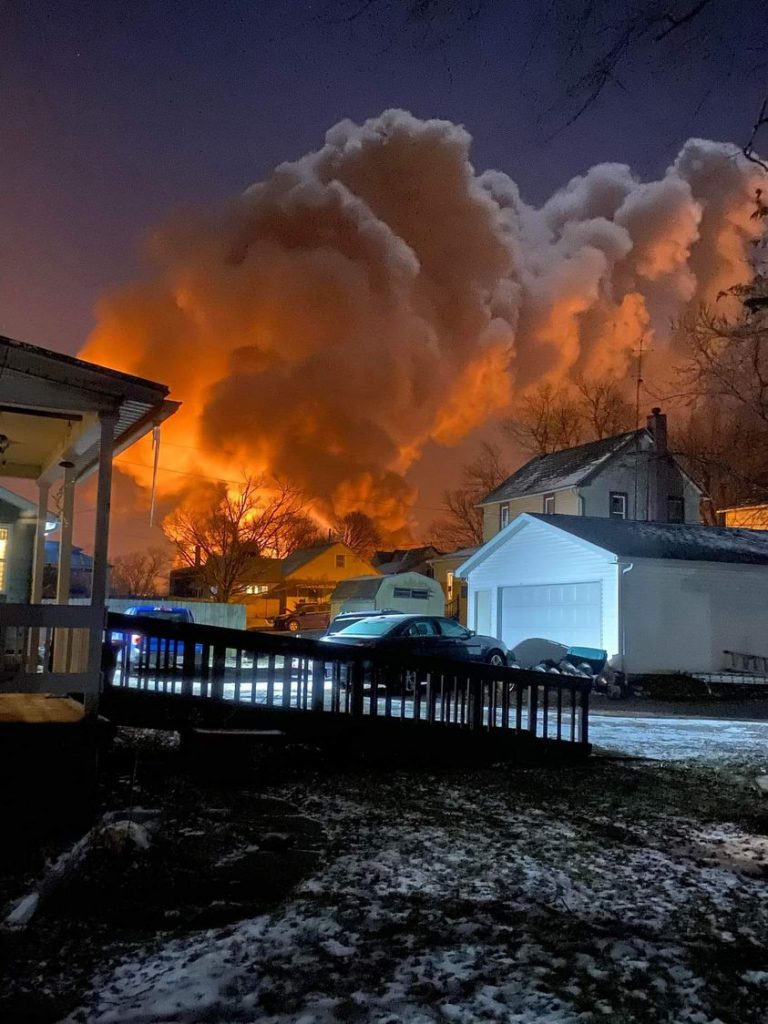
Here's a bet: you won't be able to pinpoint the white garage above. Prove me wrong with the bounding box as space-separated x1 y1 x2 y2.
457 513 768 676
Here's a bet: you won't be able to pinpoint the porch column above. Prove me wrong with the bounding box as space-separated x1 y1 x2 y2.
30 481 49 604
90 412 116 609
86 412 116 709
27 481 49 670
56 463 76 604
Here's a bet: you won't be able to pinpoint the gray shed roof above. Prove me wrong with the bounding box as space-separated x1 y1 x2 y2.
479 430 647 505
530 514 768 565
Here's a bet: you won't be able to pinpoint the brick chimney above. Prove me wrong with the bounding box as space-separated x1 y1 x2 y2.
646 407 668 521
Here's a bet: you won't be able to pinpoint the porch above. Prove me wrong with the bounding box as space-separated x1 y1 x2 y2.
0 335 178 705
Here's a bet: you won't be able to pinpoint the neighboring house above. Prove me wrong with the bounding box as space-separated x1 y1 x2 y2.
230 555 285 623
428 547 477 624
43 541 93 599
477 409 701 543
458 512 768 677
0 485 57 603
719 502 768 529
372 546 441 577
167 565 204 599
169 555 283 605
263 542 380 623
171 542 381 628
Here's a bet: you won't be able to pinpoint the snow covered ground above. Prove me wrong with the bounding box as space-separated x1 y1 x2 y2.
62 758 768 1024
589 715 768 761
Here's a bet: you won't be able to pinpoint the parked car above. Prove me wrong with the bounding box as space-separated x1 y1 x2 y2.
111 605 196 658
272 602 331 633
319 613 508 667
325 608 400 636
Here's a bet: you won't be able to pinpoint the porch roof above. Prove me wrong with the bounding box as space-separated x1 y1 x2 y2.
0 335 179 485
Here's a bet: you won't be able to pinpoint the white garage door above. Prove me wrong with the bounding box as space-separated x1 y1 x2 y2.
500 582 602 650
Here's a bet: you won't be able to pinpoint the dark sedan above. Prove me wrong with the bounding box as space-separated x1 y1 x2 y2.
319 613 508 667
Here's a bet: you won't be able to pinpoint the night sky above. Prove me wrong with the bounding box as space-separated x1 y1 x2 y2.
4 1 766 354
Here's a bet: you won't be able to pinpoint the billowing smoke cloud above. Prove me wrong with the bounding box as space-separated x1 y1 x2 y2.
82 111 762 539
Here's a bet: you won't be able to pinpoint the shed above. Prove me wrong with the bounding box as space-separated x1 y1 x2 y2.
457 513 768 676
329 572 445 619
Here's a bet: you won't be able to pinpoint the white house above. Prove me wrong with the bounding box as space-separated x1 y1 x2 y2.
478 409 701 542
458 513 768 676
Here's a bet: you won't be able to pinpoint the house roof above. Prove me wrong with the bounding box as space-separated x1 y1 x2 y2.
0 335 179 485
479 430 649 505
373 545 442 575
280 542 339 577
532 514 768 565
718 501 768 513
44 541 94 569
429 546 478 565
0 484 38 514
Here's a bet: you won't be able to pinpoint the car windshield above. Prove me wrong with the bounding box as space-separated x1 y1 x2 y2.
439 618 470 638
334 617 400 637
132 610 189 623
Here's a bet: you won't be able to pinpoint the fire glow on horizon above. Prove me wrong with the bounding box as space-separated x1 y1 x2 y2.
81 110 763 541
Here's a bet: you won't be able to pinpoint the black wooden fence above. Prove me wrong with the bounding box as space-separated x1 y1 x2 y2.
106 612 591 748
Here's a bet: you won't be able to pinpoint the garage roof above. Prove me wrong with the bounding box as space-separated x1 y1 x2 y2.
529 514 768 565
457 513 768 577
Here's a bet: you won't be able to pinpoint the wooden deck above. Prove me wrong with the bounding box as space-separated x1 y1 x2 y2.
0 693 85 724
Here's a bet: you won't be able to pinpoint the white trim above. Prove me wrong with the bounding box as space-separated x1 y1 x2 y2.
0 485 37 514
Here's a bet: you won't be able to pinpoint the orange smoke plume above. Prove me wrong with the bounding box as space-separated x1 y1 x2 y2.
81 114 763 539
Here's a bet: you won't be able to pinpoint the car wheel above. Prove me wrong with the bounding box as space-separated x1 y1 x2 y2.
487 650 506 667
287 620 300 633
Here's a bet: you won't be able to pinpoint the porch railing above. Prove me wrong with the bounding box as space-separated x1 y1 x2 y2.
0 604 104 694
107 613 591 747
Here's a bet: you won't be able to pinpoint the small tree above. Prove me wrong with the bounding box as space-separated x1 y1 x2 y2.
574 376 635 440
271 512 324 558
163 477 311 602
503 383 584 455
110 547 172 597
332 510 382 560
503 377 635 455
430 443 509 550
671 266 768 513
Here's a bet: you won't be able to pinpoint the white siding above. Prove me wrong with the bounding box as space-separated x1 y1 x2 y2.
466 518 619 657
620 559 768 674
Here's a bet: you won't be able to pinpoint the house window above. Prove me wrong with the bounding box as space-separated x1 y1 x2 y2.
244 584 269 595
668 496 685 523
446 571 454 601
609 492 628 520
0 527 7 591
499 504 510 529
543 493 556 515
335 554 346 568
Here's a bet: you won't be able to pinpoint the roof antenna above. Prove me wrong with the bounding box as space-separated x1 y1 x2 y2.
634 334 645 433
